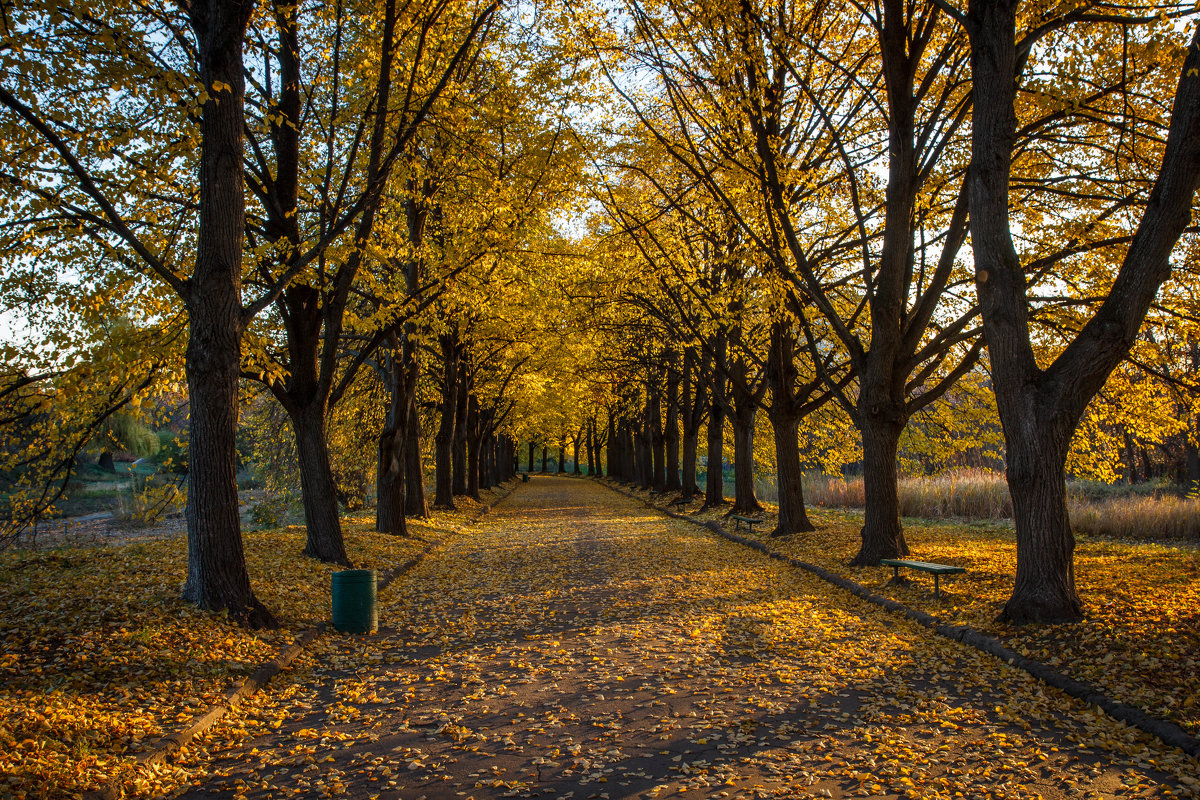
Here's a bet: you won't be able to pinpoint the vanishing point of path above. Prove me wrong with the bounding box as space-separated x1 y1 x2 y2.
180 477 1197 800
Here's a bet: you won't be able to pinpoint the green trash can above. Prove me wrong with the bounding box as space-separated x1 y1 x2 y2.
331 569 377 634
521 473 530 483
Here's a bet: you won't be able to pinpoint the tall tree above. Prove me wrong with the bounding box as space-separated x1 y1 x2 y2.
0 0 278 624
965 2 1200 622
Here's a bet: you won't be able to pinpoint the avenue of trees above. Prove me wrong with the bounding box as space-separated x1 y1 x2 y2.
1 0 1199 626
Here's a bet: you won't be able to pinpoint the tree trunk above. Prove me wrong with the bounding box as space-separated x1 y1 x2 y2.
680 350 703 499
770 411 813 536
703 400 725 508
452 360 469 495
528 440 535 473
291 402 351 564
766 322 814 536
850 413 908 566
541 445 548 473
180 0 273 628
557 441 567 474
573 433 583 475
666 361 680 491
585 420 595 476
488 434 499 487
607 418 618 480
404 392 426 518
681 428 699 499
729 405 761 514
1003 419 1080 623
433 333 458 509
433 417 455 509
376 420 407 535
467 436 481 499
649 389 666 491
628 422 638 484
98 451 116 473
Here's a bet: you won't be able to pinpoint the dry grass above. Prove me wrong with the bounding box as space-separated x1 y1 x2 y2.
802 470 1199 543
805 470 1011 520
1072 494 1200 541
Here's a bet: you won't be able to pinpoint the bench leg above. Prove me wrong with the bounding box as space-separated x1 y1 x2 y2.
892 565 900 582
934 574 940 599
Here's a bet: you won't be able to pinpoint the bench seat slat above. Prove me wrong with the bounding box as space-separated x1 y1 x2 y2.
879 558 965 574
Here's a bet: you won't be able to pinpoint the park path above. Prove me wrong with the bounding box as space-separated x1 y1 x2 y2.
179 477 1193 800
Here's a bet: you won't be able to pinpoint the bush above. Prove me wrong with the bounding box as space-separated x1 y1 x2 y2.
155 430 187 474
249 496 294 529
112 476 183 526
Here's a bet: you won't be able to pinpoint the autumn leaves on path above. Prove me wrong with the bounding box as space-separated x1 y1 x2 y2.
184 478 1197 800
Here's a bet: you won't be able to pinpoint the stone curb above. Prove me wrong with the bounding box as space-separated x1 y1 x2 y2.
600 479 1200 761
88 480 521 800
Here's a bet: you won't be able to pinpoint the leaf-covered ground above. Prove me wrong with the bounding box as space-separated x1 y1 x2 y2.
0 489 507 800
631 484 1200 744
174 477 1198 799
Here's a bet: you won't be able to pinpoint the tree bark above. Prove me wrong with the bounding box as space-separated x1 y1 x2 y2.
607 417 618 480
180 0 274 628
433 331 459 508
1004 415 1080 622
680 349 704 499
585 420 595 476
665 359 681 491
291 401 351 563
466 396 482 500
649 387 666 491
766 321 814 537
729 403 760 514
452 361 468 495
770 411 813 536
376 418 407 535
850 411 908 565
703 398 726 508
404 391 427 517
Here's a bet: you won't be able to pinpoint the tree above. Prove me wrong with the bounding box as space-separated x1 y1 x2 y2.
965 1 1200 622
0 0 279 625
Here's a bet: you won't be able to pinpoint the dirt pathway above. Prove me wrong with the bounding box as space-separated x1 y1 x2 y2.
177 477 1196 799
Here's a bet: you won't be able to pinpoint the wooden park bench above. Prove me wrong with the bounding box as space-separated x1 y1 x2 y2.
730 515 764 534
879 558 965 599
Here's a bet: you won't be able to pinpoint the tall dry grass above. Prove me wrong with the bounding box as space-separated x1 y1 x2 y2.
801 470 1200 542
1070 495 1200 541
805 469 1010 519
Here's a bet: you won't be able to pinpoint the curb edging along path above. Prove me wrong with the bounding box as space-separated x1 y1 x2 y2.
599 479 1200 761
88 481 521 800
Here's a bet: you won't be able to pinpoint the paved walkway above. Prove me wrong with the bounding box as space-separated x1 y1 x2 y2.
180 477 1191 799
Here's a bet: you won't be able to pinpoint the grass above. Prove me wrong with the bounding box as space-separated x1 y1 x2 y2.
0 482 513 799
617 479 1200 745
798 469 1200 543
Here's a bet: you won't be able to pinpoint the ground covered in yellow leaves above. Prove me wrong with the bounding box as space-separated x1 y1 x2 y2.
626 482 1200 744
174 477 1197 800
0 489 508 800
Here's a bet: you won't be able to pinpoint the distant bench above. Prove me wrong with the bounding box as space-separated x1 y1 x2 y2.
730 515 764 534
879 558 965 599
